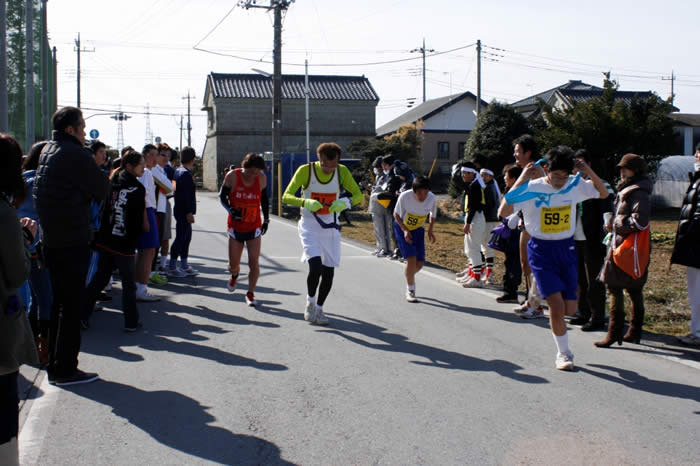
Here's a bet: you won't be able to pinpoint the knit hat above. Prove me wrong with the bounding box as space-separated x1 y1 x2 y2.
616 153 648 175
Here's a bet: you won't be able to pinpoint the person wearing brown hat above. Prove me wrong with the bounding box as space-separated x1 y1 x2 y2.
596 153 652 347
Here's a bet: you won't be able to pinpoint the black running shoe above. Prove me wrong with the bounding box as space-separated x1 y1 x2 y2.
49 369 99 386
496 293 519 304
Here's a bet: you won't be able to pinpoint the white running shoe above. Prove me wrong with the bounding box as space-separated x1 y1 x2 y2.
168 268 186 278
520 307 545 319
455 268 470 278
406 290 418 303
183 266 199 276
555 351 575 371
136 290 160 302
245 292 257 307
461 277 483 288
304 300 316 323
315 307 329 326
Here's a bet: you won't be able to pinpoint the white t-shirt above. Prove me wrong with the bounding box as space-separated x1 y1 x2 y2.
138 168 157 210
394 190 437 231
513 177 599 240
152 164 174 213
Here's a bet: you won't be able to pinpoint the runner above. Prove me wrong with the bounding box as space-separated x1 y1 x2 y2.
499 145 610 371
281 142 362 325
393 176 437 302
219 153 269 307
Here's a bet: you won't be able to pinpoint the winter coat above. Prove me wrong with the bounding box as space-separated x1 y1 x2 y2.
599 176 652 289
33 132 109 248
671 170 700 269
96 170 146 256
173 167 197 218
483 180 500 222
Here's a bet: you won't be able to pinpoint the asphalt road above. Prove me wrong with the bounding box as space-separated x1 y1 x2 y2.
18 192 700 465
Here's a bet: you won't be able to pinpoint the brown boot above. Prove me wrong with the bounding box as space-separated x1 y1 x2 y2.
623 291 645 343
595 289 625 348
35 336 49 365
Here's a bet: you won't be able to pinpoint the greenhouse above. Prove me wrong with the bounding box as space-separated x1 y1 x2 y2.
651 155 696 208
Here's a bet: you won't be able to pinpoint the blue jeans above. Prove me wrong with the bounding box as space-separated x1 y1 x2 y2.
169 215 192 270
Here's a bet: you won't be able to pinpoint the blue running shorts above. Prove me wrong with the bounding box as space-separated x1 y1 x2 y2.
393 221 426 262
527 236 577 300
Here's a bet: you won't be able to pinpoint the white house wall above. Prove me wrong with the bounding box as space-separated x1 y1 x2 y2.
421 99 478 131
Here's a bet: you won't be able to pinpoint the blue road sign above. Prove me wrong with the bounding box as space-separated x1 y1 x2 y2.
89 129 99 139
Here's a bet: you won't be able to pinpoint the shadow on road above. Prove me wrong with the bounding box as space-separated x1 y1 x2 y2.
418 296 552 329
313 314 549 384
66 380 295 465
579 364 700 403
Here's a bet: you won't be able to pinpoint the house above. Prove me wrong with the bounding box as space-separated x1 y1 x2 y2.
668 113 700 155
376 91 488 175
201 73 379 191
511 80 666 118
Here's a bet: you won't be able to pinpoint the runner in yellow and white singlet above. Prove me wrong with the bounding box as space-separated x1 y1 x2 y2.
281 143 362 325
393 176 437 302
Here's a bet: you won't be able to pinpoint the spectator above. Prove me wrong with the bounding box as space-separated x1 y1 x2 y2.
16 141 52 364
135 144 164 301
82 150 146 331
153 143 175 273
480 168 501 284
672 144 700 346
368 155 393 257
33 106 108 386
169 146 199 276
596 154 652 348
459 162 486 288
496 164 523 303
85 141 108 290
570 149 614 331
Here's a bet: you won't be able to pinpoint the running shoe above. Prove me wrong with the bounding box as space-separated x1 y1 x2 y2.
183 266 199 276
461 277 483 288
496 293 519 304
304 300 316 322
49 369 99 386
520 307 545 319
405 290 418 303
555 351 575 371
136 290 160 302
245 292 258 307
455 267 471 278
513 304 528 314
124 322 143 333
482 269 493 285
149 273 168 285
227 274 238 292
377 249 390 258
315 307 329 326
167 268 186 278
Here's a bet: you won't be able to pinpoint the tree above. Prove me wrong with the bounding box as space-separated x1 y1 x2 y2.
535 79 677 181
347 123 423 171
463 101 532 175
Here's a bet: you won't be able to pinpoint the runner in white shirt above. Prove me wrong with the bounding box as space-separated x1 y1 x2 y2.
499 145 610 371
134 144 161 301
393 176 437 302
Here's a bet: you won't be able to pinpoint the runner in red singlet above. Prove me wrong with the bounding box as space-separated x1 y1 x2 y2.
219 153 269 307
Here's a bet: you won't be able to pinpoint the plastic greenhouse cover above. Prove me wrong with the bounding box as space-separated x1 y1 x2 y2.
651 155 695 208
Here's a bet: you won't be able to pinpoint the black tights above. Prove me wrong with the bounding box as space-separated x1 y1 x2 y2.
307 256 334 306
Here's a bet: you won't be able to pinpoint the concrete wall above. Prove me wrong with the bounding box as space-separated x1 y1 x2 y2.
421 131 471 174
202 97 377 191
422 98 478 131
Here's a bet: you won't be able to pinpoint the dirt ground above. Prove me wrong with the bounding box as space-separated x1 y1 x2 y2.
339 206 689 336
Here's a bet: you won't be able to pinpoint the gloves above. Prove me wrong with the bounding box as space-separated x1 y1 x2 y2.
506 213 520 230
261 219 269 235
328 198 351 214
304 199 323 212
230 208 243 221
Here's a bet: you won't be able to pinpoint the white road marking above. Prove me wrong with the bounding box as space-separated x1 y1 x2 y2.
19 374 60 465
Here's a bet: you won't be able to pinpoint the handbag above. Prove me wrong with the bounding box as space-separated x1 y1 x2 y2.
612 227 650 280
487 222 511 253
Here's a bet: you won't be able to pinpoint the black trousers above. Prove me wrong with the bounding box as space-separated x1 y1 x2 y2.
84 250 139 328
576 239 607 322
45 245 90 377
0 372 19 444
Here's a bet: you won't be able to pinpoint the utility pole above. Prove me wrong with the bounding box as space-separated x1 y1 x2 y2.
0 0 8 133
26 0 35 149
476 39 482 116
41 0 49 138
305 58 310 164
662 70 675 105
179 115 184 153
182 91 194 147
410 38 434 103
144 103 153 145
74 33 94 108
239 0 295 215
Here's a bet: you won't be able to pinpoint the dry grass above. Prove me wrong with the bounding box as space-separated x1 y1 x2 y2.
340 206 690 336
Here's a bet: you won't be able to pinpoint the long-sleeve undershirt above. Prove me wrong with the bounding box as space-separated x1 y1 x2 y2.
282 163 363 207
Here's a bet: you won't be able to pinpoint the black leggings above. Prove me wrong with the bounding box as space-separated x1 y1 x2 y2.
307 256 334 306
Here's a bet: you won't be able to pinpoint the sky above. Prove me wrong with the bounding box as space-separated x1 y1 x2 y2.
47 0 700 154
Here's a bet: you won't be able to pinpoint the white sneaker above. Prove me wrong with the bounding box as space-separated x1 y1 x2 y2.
168 267 186 278
520 307 546 319
136 290 160 302
455 268 470 278
183 266 199 276
315 306 329 326
245 292 257 307
406 290 418 302
304 300 316 323
461 277 483 288
555 351 575 371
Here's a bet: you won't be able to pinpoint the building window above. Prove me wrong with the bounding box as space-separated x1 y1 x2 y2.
458 142 466 159
437 141 450 159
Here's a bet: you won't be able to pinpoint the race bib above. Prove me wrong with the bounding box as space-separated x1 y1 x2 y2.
404 212 427 231
540 205 571 234
311 192 337 215
239 207 258 223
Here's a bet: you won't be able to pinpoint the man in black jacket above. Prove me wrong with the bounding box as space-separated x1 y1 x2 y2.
34 107 109 386
570 150 614 331
672 145 700 346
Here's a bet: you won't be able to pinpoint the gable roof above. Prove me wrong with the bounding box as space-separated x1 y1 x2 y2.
205 73 379 103
511 80 602 109
376 91 487 137
669 113 700 127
